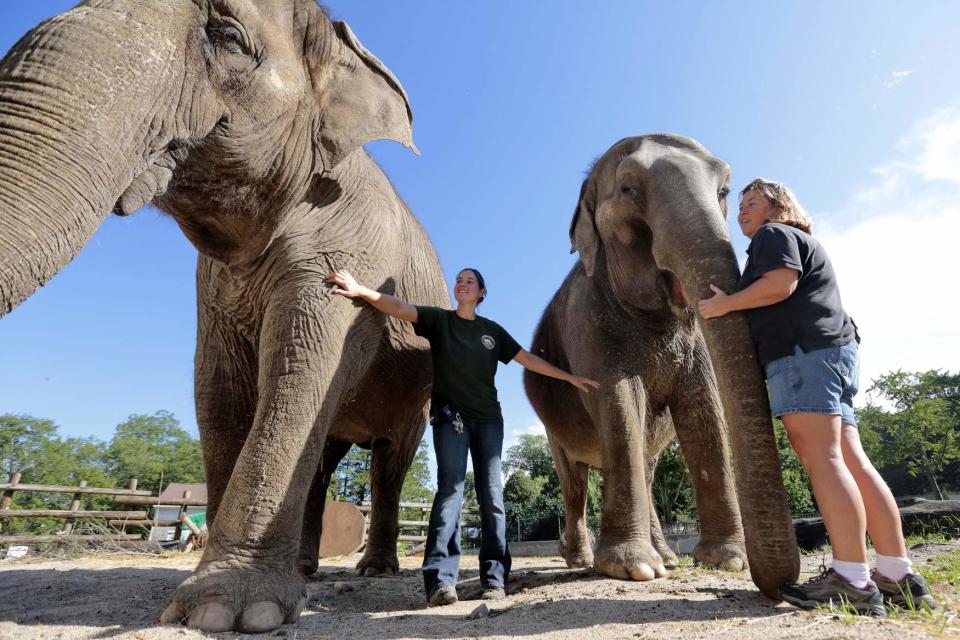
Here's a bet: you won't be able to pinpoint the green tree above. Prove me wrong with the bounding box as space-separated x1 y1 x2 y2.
651 441 695 525
399 439 433 505
503 470 544 540
330 446 372 504
0 415 118 534
504 434 557 481
857 370 960 499
104 411 204 495
0 414 59 479
501 433 607 538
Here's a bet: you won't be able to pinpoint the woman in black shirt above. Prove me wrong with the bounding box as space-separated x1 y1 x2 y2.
699 179 933 613
325 267 598 606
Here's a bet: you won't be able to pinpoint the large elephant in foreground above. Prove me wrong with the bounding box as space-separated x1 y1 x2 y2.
0 0 448 632
524 135 799 599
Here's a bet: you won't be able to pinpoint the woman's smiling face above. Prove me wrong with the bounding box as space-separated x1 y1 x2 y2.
454 270 484 305
738 190 778 239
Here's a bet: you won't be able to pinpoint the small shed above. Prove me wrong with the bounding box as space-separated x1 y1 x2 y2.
148 483 207 543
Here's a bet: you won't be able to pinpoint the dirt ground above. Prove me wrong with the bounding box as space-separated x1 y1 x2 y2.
1 542 957 640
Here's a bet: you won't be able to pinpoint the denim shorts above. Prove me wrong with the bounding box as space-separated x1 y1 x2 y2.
764 341 860 427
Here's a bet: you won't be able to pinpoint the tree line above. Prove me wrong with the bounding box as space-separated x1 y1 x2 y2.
2 369 956 539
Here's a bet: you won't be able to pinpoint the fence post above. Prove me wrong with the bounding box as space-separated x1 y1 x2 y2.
0 472 22 533
62 480 87 534
119 479 138 535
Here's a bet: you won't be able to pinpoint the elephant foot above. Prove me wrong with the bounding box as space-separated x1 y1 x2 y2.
160 557 306 633
356 548 399 577
594 538 668 581
652 537 680 568
693 536 748 572
298 541 320 577
559 529 594 569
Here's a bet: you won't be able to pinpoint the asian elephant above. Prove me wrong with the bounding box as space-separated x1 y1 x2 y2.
0 0 448 632
523 135 800 600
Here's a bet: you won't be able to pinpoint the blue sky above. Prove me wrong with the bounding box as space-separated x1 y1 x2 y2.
2 1 959 480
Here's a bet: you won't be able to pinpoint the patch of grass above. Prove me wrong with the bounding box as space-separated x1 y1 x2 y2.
812 597 861 625
919 550 960 588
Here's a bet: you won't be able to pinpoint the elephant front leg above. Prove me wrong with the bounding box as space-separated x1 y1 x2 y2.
669 342 747 572
356 434 421 577
299 437 353 576
162 303 368 634
550 438 594 568
592 380 667 581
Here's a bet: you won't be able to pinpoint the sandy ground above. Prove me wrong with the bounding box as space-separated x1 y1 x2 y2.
0 542 957 640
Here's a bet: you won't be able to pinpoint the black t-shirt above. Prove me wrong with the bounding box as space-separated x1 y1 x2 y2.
413 306 522 423
738 223 858 366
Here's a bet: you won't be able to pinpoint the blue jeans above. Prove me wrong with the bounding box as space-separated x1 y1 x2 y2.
422 417 511 595
765 341 860 427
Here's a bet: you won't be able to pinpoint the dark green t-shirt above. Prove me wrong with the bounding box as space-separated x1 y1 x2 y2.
413 306 522 423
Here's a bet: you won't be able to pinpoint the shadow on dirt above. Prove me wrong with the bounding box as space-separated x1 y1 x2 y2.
0 567 192 638
0 560 786 639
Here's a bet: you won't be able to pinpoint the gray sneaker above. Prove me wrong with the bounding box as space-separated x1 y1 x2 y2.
872 570 936 610
428 584 458 606
781 568 885 616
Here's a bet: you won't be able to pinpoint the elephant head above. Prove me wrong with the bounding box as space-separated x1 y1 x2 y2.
0 0 416 315
570 134 799 598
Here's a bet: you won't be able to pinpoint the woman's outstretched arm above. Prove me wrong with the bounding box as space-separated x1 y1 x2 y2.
324 269 418 322
513 349 600 393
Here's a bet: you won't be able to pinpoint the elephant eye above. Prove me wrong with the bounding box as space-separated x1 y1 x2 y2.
718 187 730 199
207 23 249 55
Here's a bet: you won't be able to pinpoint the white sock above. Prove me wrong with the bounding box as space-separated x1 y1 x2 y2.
832 559 870 588
875 554 912 581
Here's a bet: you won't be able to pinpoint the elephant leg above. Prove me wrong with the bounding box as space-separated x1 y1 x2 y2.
645 412 680 568
550 436 593 568
646 456 680 568
194 290 258 531
162 299 373 633
668 338 747 572
590 379 667 581
356 429 422 577
298 437 353 576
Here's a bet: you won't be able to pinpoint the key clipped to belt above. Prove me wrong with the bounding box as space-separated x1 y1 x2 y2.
432 404 465 434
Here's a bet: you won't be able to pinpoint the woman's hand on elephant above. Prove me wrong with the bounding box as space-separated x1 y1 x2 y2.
698 284 732 319
567 375 601 393
325 269 367 299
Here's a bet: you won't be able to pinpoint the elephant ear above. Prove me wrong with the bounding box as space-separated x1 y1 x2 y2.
312 21 418 171
569 179 600 277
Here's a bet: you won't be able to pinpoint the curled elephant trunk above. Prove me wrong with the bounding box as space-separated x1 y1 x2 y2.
0 2 217 316
656 223 800 598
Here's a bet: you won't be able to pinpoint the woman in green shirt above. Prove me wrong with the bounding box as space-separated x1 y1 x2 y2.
326 267 598 605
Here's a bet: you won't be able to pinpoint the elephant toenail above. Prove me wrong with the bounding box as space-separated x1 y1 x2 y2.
238 601 284 634
187 602 236 632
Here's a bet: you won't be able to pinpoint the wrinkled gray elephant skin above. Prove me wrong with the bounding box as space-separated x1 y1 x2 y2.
524 135 799 600
0 0 448 632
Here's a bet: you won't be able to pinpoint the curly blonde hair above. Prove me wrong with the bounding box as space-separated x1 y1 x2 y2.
739 178 813 234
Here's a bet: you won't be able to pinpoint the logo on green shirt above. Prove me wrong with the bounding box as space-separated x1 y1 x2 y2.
481 335 496 350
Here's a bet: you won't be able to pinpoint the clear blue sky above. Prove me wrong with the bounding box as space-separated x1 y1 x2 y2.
2 2 959 468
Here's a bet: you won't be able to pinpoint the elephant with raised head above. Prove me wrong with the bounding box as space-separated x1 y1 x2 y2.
523 135 800 599
0 0 448 632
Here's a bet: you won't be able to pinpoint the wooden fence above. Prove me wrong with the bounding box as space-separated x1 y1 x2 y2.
0 475 474 550
0 472 151 545
358 501 479 545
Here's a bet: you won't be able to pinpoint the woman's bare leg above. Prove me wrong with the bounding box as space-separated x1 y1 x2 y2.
782 413 867 563
839 424 907 559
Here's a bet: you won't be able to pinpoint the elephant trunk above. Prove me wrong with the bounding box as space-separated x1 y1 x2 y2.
654 210 800 599
0 2 210 316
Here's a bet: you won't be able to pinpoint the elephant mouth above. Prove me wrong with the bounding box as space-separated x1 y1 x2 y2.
661 269 690 310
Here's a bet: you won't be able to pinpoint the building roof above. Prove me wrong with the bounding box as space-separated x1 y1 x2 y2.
159 482 208 503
